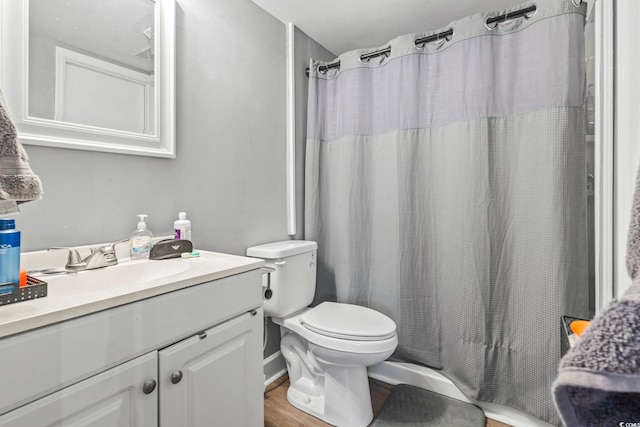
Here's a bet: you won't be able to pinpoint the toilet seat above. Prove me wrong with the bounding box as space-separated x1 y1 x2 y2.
277 303 398 355
301 302 396 341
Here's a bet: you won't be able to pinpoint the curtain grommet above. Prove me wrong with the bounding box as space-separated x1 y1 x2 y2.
414 29 454 50
524 5 537 19
415 39 446 50
485 20 499 30
359 47 390 65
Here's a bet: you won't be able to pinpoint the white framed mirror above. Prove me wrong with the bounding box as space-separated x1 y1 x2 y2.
0 0 176 158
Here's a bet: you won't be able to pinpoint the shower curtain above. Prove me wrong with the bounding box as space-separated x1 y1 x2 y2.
304 0 588 424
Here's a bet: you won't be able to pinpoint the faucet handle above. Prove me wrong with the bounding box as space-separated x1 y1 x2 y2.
48 246 82 266
107 238 130 249
99 239 129 265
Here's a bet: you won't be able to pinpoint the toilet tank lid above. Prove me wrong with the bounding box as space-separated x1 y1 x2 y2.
246 240 317 259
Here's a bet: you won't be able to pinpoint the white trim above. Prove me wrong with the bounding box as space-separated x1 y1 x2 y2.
286 23 296 236
0 0 176 158
594 0 615 314
614 0 640 299
263 350 287 388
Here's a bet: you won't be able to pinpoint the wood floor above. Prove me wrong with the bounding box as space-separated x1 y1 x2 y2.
264 374 512 427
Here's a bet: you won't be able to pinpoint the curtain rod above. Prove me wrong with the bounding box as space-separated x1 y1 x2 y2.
305 3 552 77
304 27 454 77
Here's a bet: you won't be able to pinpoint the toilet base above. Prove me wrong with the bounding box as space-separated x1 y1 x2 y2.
287 361 373 427
275 309 397 427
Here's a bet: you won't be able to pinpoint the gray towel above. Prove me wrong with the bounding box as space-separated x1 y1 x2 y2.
554 156 640 425
552 281 640 426
0 89 42 213
627 160 640 280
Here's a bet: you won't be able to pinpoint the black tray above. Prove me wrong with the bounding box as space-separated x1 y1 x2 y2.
0 276 48 306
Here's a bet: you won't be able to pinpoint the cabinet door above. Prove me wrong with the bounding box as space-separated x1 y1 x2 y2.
0 352 158 427
159 309 263 427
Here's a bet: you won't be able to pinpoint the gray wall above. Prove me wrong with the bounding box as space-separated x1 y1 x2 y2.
13 0 334 361
16 0 290 256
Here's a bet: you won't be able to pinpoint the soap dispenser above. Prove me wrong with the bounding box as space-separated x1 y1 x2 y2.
130 214 153 259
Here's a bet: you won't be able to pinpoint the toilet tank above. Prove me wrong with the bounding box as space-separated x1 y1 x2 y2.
246 240 317 318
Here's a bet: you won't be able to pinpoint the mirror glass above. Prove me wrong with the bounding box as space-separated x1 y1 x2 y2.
29 0 156 135
0 0 175 157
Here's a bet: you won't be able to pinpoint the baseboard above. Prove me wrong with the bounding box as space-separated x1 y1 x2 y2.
264 350 287 388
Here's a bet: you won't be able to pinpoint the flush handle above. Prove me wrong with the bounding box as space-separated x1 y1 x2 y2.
264 272 273 299
274 260 286 266
261 266 275 300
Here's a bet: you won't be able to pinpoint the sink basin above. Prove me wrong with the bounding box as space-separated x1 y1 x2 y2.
82 259 190 284
44 258 191 290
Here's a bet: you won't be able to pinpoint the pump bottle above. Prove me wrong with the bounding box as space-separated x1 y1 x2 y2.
129 214 153 259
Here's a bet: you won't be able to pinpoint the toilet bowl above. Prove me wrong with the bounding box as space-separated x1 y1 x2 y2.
246 241 398 427
275 302 397 426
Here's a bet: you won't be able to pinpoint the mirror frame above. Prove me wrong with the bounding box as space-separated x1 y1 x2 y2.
0 0 176 158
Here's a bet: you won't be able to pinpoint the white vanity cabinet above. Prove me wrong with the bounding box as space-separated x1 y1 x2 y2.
159 310 263 426
0 352 159 426
0 267 264 427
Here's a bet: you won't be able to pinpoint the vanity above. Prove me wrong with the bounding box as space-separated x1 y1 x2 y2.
0 250 264 426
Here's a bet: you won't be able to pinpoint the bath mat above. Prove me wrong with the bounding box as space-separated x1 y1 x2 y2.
371 384 485 427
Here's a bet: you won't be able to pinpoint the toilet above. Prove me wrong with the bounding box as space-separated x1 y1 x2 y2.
246 240 398 427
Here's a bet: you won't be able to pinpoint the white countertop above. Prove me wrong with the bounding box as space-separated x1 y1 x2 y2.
0 250 264 338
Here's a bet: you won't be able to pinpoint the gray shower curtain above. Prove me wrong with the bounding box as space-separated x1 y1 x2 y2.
304 0 588 424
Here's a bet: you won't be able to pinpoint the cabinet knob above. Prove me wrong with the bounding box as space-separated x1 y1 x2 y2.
142 379 157 394
171 370 184 384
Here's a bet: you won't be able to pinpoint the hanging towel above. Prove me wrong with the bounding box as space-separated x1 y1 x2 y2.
0 89 43 214
552 283 640 425
627 160 640 280
554 160 640 426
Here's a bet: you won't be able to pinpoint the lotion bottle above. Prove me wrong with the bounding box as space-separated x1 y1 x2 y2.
130 214 153 259
173 212 192 241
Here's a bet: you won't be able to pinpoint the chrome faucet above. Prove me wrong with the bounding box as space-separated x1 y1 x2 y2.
49 239 129 271
95 239 129 267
